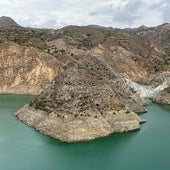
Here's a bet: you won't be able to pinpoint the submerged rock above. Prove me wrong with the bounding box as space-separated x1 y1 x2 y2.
16 56 145 142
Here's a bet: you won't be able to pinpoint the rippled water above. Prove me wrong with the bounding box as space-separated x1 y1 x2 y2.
0 94 170 170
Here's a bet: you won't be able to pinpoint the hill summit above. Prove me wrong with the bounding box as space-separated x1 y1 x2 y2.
16 56 145 142
0 16 20 27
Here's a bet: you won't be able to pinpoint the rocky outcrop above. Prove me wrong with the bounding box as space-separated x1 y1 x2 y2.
16 57 145 142
16 105 143 142
152 75 170 104
153 87 170 104
0 42 62 94
127 73 170 105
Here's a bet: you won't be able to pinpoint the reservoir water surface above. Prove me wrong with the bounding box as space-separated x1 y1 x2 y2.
0 94 170 170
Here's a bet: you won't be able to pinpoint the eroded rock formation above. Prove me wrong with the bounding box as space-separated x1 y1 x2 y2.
16 57 145 142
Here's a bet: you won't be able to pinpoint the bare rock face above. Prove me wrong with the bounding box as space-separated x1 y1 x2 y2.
0 16 20 27
0 42 62 94
153 87 170 104
153 76 170 104
151 74 170 104
16 56 145 142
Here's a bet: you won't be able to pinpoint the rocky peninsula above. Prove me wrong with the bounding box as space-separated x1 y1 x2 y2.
16 56 145 142
16 56 169 142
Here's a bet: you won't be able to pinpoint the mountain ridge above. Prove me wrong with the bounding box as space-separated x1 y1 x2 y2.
0 16 20 27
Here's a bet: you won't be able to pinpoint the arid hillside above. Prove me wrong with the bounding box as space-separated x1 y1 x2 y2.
0 42 62 94
0 20 169 85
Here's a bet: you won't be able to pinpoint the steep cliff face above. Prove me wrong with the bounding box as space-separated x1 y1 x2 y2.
16 57 145 142
0 42 62 94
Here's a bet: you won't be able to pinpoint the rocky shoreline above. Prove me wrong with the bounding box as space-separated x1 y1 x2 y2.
15 81 169 142
15 105 144 142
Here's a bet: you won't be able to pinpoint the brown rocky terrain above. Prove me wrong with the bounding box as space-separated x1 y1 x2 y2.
0 17 169 142
0 19 169 83
153 87 170 104
152 74 170 104
0 42 62 94
16 56 145 142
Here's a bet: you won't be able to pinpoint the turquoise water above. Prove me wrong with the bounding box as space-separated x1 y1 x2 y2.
0 94 170 170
